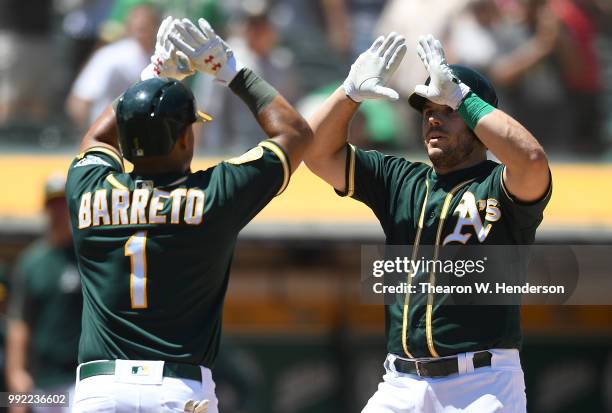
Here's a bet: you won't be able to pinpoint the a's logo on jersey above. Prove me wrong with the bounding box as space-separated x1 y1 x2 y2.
73 155 111 168
442 191 501 245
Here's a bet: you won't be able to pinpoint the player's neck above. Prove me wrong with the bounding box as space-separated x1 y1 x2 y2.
432 154 487 175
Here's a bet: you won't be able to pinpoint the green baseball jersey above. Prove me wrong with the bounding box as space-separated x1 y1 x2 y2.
338 144 551 358
9 240 82 387
66 141 289 367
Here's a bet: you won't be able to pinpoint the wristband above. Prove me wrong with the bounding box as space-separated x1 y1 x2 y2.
229 68 279 115
458 91 495 130
216 54 245 85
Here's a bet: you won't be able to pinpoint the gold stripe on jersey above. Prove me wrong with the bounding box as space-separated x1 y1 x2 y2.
500 166 514 202
80 146 124 172
259 141 290 196
225 146 264 165
500 165 552 205
401 179 429 358
346 144 356 198
106 175 128 191
425 178 476 358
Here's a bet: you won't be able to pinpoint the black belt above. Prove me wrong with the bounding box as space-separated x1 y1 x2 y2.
79 360 202 382
393 351 492 378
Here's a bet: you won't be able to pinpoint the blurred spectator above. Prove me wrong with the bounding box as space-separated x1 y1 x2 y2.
194 6 300 151
213 338 265 413
291 0 386 62
321 0 352 57
66 3 160 130
588 0 612 31
454 0 566 149
298 83 403 150
588 0 612 150
272 0 353 91
374 0 472 96
448 0 605 154
160 0 226 33
5 175 81 413
101 0 226 42
549 0 605 154
345 0 387 60
61 0 114 80
0 0 56 124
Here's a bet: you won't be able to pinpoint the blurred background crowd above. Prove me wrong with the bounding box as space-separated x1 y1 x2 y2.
1 1 612 412
0 0 611 156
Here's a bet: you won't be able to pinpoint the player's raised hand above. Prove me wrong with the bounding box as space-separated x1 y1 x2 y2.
343 32 407 102
141 16 195 81
169 18 244 84
414 34 471 110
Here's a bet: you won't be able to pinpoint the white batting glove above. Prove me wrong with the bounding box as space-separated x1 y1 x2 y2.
141 16 195 81
414 34 471 110
343 32 407 102
169 18 244 85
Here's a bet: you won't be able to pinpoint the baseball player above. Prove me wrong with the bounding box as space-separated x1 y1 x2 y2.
305 34 551 412
6 175 81 413
66 17 311 413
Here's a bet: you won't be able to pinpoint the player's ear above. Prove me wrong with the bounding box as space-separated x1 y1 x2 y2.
176 126 192 150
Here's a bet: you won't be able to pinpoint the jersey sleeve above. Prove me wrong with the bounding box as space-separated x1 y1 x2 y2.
216 140 290 231
335 143 409 229
492 164 552 236
66 146 124 198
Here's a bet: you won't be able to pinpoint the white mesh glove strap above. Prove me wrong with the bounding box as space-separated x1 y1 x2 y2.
141 16 195 81
343 32 407 102
414 34 471 110
170 18 244 85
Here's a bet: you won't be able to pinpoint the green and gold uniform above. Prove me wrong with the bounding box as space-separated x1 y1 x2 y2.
66 142 289 367
9 240 82 388
339 145 551 358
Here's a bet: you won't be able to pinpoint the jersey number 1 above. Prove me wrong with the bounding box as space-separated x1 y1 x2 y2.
125 231 148 309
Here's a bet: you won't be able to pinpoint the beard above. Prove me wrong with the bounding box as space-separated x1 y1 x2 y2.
426 131 482 170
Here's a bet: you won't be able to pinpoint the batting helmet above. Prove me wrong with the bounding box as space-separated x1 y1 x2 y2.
116 77 211 161
408 65 498 112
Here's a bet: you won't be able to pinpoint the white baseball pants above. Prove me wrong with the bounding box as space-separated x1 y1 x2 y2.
72 361 218 413
362 349 527 413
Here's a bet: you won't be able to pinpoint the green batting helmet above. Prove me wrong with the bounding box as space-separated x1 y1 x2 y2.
116 77 212 161
408 65 498 112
